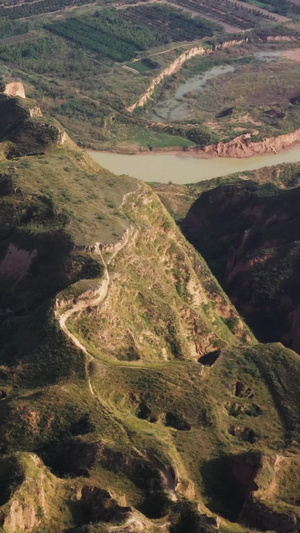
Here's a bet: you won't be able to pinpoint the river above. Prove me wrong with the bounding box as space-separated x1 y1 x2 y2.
88 146 300 184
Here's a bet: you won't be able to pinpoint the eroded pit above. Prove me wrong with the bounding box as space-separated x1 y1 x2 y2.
201 452 261 521
135 403 190 430
0 456 24 507
0 175 13 197
226 402 262 418
240 494 300 532
165 411 191 431
216 107 234 118
138 490 170 519
42 436 171 519
116 347 140 361
40 437 98 478
81 486 131 524
45 437 171 519
198 350 221 366
170 501 218 533
229 426 258 444
137 402 152 421
235 381 254 399
70 414 96 436
122 457 170 519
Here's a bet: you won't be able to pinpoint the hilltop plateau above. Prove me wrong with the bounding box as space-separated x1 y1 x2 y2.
0 87 300 533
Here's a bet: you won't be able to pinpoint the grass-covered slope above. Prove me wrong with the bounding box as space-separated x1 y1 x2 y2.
1 92 300 532
69 183 251 365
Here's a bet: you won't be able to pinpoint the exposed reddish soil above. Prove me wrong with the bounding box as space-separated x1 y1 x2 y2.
182 181 300 351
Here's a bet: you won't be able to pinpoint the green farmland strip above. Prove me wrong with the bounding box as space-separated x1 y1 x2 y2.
46 19 138 61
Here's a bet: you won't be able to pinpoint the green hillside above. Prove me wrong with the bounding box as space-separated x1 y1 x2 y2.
0 91 300 533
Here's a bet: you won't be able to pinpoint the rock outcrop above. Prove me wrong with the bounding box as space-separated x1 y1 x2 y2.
29 106 42 118
0 94 66 157
3 82 26 99
2 499 36 532
0 454 50 533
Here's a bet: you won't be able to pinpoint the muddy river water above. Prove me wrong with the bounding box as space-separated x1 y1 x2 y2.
88 146 300 184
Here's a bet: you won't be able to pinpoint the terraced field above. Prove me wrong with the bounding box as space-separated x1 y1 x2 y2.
0 0 95 19
241 0 300 16
120 4 221 41
166 0 278 30
46 6 219 62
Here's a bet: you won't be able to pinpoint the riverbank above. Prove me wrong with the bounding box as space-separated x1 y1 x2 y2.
193 129 300 158
87 127 300 159
87 143 300 184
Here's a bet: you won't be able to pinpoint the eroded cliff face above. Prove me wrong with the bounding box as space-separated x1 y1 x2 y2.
194 129 300 158
127 36 298 114
127 45 207 112
0 453 65 533
182 181 300 351
127 40 246 112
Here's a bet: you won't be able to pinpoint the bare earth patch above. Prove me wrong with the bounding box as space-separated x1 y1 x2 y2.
280 48 300 61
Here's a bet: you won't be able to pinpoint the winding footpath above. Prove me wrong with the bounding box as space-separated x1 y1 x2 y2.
55 186 138 396
57 246 109 397
55 184 184 514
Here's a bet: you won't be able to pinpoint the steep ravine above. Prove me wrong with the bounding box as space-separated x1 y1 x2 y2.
182 180 300 352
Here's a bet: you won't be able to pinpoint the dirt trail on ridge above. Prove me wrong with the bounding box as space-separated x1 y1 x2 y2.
58 246 110 396
55 186 139 396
